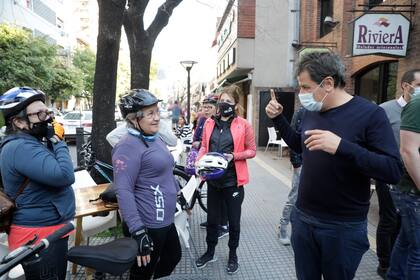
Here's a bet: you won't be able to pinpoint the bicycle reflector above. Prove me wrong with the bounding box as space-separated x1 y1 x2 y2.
196 152 228 180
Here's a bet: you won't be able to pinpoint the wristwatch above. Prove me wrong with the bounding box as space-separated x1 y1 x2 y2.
48 135 61 144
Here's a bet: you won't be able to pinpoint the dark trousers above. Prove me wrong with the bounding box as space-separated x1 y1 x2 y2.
388 189 420 280
129 223 181 280
21 236 69 280
206 184 244 253
375 181 400 268
291 208 369 280
220 200 228 226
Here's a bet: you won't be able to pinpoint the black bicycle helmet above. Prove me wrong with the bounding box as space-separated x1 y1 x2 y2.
119 89 162 118
0 87 46 121
202 94 218 105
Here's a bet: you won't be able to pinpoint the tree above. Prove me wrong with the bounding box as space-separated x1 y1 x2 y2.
91 0 183 170
91 0 126 175
73 48 96 106
0 24 56 93
123 0 183 89
48 62 83 104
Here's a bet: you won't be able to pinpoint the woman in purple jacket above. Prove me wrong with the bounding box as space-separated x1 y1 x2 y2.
112 89 183 280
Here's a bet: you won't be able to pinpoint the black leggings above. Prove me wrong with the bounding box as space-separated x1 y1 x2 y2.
21 236 69 280
129 223 181 280
206 184 244 252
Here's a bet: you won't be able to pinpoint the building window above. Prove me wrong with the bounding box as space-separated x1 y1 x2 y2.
355 61 398 104
368 0 385 8
320 0 333 37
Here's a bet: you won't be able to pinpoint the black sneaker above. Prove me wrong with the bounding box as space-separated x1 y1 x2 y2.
218 226 229 239
196 251 217 268
200 221 208 228
226 255 239 275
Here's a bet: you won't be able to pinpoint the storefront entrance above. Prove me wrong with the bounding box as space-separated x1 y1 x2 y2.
355 61 398 104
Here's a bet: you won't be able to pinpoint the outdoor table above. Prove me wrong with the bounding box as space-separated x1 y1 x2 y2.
72 183 118 274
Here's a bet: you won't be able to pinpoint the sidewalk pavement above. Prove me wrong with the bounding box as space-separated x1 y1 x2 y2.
71 148 383 280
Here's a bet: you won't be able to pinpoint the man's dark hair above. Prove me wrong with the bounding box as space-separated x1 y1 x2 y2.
296 51 346 88
400 69 420 87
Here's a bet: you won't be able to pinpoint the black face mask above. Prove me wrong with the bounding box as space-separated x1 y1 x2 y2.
26 120 53 139
218 102 235 118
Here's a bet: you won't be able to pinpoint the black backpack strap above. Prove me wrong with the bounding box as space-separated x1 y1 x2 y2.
13 178 30 201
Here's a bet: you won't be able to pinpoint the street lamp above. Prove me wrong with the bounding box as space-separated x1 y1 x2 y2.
180 60 198 123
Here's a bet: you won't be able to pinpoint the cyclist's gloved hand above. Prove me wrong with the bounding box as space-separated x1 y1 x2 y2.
177 191 188 210
52 119 65 140
132 227 153 267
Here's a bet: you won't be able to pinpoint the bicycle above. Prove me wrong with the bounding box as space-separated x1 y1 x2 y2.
76 139 209 211
0 223 75 277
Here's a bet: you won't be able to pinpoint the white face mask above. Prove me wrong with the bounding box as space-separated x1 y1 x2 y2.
298 81 329 112
408 84 420 98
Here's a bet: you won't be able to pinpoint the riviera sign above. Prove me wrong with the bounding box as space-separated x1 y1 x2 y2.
352 13 410 57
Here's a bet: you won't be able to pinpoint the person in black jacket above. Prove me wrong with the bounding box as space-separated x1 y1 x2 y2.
266 52 402 279
278 106 305 245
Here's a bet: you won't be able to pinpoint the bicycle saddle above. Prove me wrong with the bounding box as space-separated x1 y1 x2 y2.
67 238 137 276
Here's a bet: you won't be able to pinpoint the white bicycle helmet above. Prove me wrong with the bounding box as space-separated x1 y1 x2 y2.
196 152 228 180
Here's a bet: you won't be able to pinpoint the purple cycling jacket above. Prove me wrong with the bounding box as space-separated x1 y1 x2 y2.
112 134 179 233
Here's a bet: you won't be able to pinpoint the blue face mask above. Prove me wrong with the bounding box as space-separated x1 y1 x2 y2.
298 81 329 112
127 127 158 142
412 87 420 98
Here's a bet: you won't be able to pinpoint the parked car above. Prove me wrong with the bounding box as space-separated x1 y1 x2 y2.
62 111 92 141
49 108 64 124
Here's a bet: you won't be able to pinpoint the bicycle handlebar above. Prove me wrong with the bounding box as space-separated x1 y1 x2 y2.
0 222 74 277
43 222 74 247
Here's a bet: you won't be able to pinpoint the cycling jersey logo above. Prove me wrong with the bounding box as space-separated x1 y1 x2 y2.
232 192 239 198
151 185 165 221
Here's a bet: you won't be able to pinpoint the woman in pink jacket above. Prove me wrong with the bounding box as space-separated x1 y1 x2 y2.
195 85 256 274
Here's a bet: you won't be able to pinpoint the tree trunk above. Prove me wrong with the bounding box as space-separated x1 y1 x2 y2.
91 0 125 179
130 39 153 89
124 0 183 89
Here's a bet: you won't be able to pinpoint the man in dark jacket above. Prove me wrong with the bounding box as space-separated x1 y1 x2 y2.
266 52 402 279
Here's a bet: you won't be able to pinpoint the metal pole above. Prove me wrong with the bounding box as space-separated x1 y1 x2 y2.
76 127 85 167
187 67 191 124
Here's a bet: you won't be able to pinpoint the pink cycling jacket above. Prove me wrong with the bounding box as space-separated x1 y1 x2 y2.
197 116 257 186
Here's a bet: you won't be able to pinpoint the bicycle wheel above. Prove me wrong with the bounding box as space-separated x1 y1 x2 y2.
173 168 190 190
197 180 208 213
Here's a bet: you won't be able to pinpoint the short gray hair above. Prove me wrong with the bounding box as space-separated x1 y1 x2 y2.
296 52 346 88
125 111 144 128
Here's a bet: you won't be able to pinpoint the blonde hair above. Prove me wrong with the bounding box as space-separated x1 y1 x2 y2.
220 85 244 116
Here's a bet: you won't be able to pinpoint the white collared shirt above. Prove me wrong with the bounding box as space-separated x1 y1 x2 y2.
397 96 407 108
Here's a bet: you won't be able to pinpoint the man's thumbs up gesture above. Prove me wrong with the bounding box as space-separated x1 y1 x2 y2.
265 89 283 119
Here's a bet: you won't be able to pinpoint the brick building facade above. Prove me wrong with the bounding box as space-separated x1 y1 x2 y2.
215 0 298 146
298 0 419 103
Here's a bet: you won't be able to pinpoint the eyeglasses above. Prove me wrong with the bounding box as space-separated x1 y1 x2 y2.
203 105 214 110
141 110 160 120
26 110 54 121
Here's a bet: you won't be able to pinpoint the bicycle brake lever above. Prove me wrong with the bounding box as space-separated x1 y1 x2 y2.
24 234 38 246
0 235 38 264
